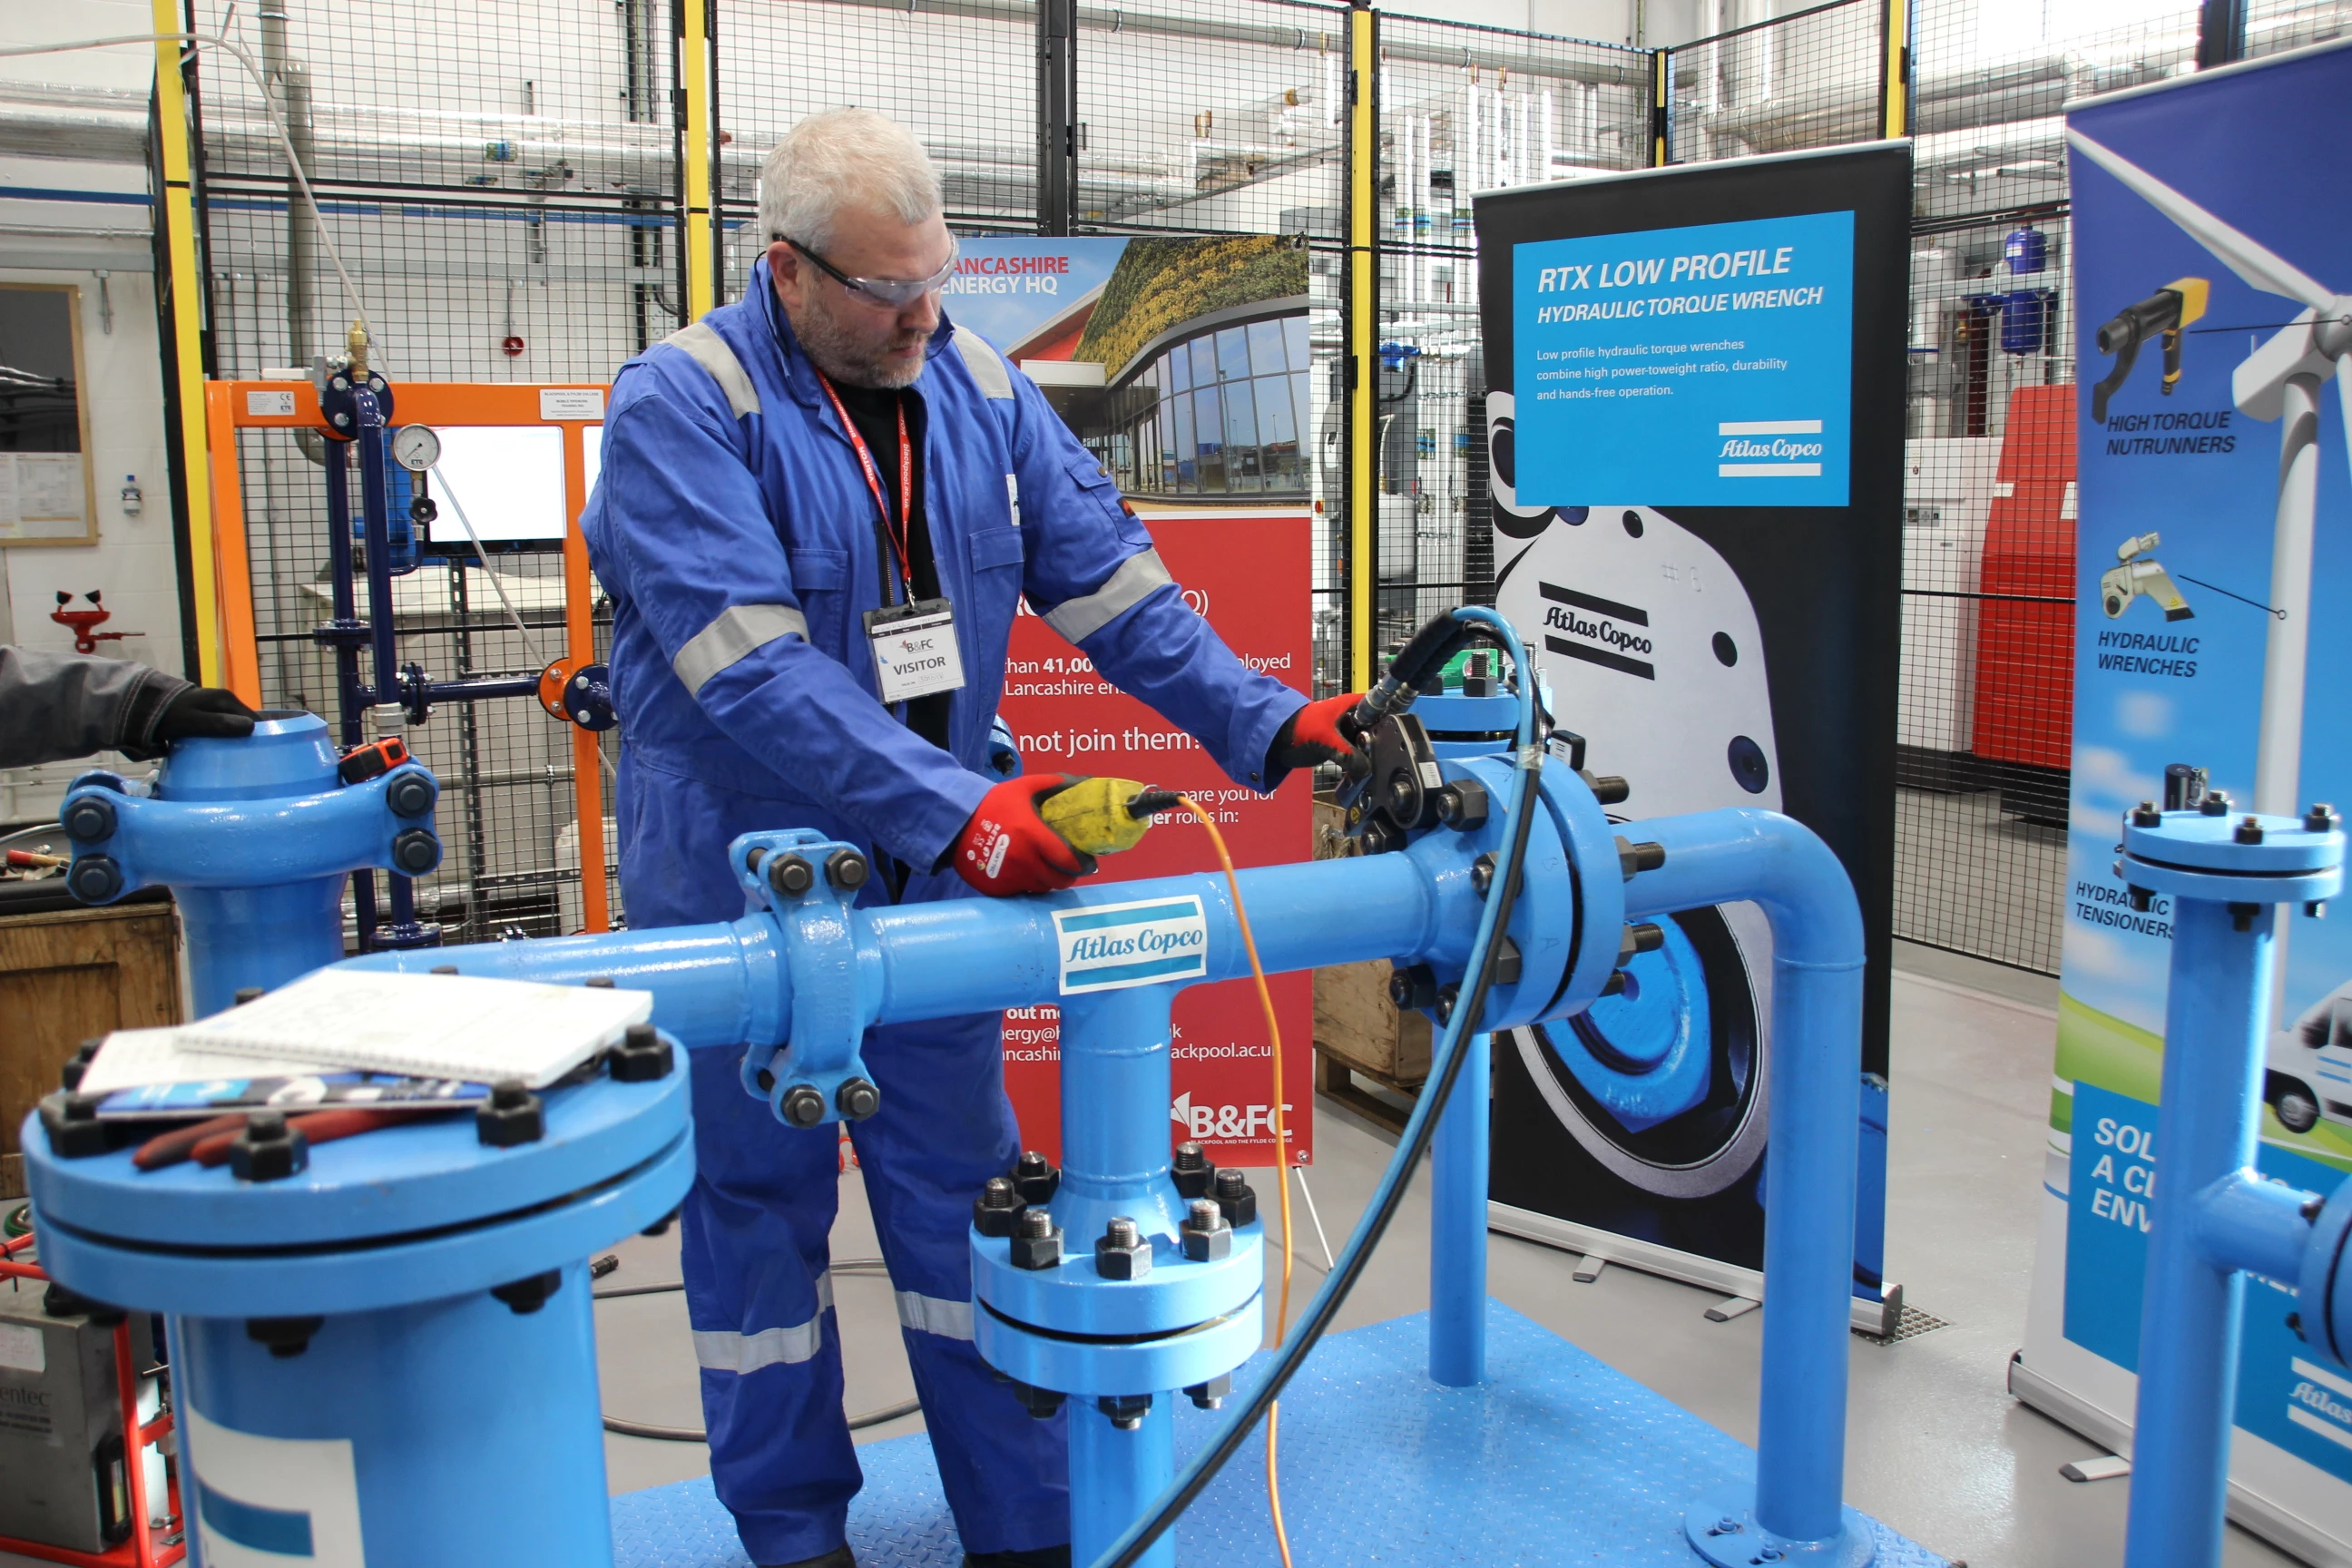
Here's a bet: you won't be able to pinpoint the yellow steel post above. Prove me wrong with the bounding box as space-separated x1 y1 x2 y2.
1652 49 1671 167
1348 3 1377 691
1881 0 1910 138
152 2 221 684
681 0 716 318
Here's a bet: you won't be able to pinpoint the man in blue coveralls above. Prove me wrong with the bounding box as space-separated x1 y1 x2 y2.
583 109 1363 1568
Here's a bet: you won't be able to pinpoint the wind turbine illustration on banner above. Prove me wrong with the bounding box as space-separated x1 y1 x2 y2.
2070 128 2351 825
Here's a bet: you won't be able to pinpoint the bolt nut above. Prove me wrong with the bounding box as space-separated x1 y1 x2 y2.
779 1084 828 1128
608 1022 674 1083
2303 1192 2328 1222
1171 1141 1215 1200
1095 1216 1152 1279
1600 970 1628 997
67 854 123 903
1012 1381 1065 1419
1470 851 1496 896
37 1090 116 1159
973 1176 1026 1238
1434 983 1460 1024
1185 1374 1231 1410
60 1038 101 1092
390 828 439 875
490 1269 564 1315
63 795 117 843
2308 804 2340 834
768 853 816 898
836 1077 881 1120
1616 836 1668 878
1009 1208 1063 1269
1588 773 1631 806
1212 1167 1257 1228
2132 800 2163 828
2289 1310 2307 1341
2237 815 2267 845
2201 790 2231 817
386 771 436 818
1181 1198 1231 1261
1437 779 1489 830
475 1079 544 1147
246 1316 325 1359
1013 1150 1061 1205
230 1112 309 1181
1491 936 1523 986
1098 1393 1152 1430
1623 922 1667 957
826 848 870 892
2128 885 2155 913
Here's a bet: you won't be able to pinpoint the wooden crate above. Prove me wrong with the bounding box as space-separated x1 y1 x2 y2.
0 900 181 1162
1310 803 1429 1133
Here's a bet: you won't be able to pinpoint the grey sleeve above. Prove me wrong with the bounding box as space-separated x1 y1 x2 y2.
0 647 190 769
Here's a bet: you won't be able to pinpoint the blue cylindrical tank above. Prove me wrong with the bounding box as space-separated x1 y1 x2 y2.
2004 225 2047 275
1999 289 2054 356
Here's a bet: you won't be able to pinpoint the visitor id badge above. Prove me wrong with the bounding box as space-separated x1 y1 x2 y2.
863 598 966 704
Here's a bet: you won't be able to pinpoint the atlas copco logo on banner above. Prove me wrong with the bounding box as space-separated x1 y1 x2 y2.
1171 1091 1291 1142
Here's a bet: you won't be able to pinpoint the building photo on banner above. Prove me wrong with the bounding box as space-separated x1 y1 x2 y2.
1472 141 1911 1325
2017 38 2352 1561
952 234 1318 1168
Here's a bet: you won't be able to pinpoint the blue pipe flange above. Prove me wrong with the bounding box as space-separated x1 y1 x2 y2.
1551 914 1716 1131
974 1220 1265 1337
974 1286 1267 1400
730 828 884 1127
2117 803 2345 909
2300 1172 2352 1367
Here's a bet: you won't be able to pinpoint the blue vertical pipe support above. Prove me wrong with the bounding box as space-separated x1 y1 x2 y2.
1621 808 1874 1565
1429 1029 1491 1387
350 382 427 943
1072 1397 1177 1568
2111 801 2344 1568
61 712 442 1015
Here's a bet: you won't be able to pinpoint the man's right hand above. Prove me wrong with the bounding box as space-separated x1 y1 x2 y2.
950 774 1097 897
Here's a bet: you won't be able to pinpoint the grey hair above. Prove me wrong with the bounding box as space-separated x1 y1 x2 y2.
758 108 942 256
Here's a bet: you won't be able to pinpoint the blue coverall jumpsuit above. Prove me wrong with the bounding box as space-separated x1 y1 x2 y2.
582 259 1307 1563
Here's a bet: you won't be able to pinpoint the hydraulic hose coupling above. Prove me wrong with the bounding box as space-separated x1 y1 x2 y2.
60 711 444 1015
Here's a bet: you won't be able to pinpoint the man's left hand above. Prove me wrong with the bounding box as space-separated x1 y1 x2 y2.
1266 692 1368 780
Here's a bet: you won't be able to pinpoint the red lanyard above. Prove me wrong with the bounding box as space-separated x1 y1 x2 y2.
815 371 914 591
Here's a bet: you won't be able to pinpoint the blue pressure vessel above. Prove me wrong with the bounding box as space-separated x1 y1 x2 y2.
2004 225 2047 275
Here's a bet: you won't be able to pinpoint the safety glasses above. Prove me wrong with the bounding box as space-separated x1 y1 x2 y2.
784 236 959 309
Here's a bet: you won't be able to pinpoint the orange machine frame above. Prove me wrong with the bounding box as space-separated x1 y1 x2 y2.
201 380 611 932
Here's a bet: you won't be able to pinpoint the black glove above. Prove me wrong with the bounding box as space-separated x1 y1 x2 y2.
1264 692 1370 781
155 685 260 744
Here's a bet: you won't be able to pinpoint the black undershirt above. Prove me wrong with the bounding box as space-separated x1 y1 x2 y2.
829 382 951 751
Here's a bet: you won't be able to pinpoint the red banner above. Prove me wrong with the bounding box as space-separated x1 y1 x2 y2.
998 512 1315 1168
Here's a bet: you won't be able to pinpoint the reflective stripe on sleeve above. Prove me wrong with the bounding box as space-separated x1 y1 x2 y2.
662 321 762 418
691 1274 835 1375
894 1289 975 1340
1041 548 1173 643
672 603 809 697
951 329 1014 400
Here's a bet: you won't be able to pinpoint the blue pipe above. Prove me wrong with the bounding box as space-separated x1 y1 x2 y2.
1072 1399 1175 1568
2125 896 2272 1568
1429 1029 1491 1387
2191 1170 2310 1285
1058 984 1186 1244
1626 807 1866 1554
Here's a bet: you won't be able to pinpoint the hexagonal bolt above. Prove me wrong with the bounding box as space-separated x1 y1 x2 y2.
1387 776 1418 818
475 1079 544 1147
390 828 439 875
2308 804 2341 834
430 965 459 975
826 848 871 892
2128 885 2156 914
1098 1393 1152 1430
1009 1208 1063 1270
230 1112 309 1181
779 1084 828 1128
2132 800 2163 828
2200 790 2231 817
1171 1141 1215 1200
585 975 616 988
768 853 816 898
1012 1381 1066 1420
1095 1216 1152 1279
1212 1167 1257 1228
1469 852 1497 896
234 987 265 1004
1599 970 1627 998
1620 923 1666 960
836 1077 881 1120
246 1316 325 1359
1614 837 1668 879
1490 936 1523 986
1436 779 1489 830
1586 773 1631 806
67 855 122 903
38 1090 115 1159
2303 1192 2328 1223
60 1038 100 1092
1357 817 1404 857
608 1022 674 1083
1181 1198 1231 1261
972 1177 1026 1238
1185 1374 1231 1410
386 772 437 818
2308 901 2329 920
1434 984 1460 1024
1388 964 1436 1012
1012 1150 1061 1205
490 1269 564 1315
63 795 116 843
2237 815 2267 845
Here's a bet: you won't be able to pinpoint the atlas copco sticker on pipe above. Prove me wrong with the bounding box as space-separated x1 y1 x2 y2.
1055 896 1210 994
182 1406 366 1566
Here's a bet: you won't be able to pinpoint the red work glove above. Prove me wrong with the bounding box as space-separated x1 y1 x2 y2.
1265 692 1369 780
951 774 1096 897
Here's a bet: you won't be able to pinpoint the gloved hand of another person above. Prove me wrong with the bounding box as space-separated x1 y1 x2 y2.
156 684 260 744
1265 691 1369 780
951 773 1096 897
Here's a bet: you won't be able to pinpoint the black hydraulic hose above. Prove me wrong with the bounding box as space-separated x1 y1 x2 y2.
1098 721 1543 1568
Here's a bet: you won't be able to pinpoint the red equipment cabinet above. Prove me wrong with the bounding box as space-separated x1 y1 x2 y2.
1971 385 2078 816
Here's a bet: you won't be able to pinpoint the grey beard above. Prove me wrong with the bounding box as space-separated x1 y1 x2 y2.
789 297 926 389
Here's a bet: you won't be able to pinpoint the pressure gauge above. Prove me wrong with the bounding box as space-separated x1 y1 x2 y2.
390 424 442 474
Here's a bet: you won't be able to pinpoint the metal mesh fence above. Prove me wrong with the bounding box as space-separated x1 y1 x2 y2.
1373 15 1650 664
1665 0 1883 164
